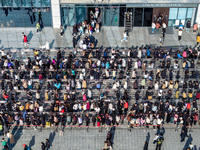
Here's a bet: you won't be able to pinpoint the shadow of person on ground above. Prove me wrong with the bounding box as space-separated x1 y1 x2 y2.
48 131 56 147
11 125 18 137
110 126 115 145
143 132 150 150
146 132 150 143
193 145 197 150
157 127 165 136
29 135 35 150
10 126 23 150
183 134 193 150
49 39 55 49
27 31 33 42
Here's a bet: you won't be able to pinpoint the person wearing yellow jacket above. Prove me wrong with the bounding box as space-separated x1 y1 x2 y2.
197 33 200 45
36 22 40 34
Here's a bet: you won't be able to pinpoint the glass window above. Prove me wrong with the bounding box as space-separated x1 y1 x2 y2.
41 0 50 7
177 8 187 20
2 0 12 7
22 0 32 7
169 8 178 19
76 7 86 24
187 8 193 18
13 0 22 7
68 7 76 26
110 7 118 26
103 7 110 26
104 7 118 26
31 0 41 7
168 20 176 27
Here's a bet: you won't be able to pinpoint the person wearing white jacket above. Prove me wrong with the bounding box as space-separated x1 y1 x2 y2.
121 30 128 42
138 48 142 59
122 58 126 68
178 29 183 42
155 81 159 91
124 81 128 89
76 80 81 90
87 89 92 99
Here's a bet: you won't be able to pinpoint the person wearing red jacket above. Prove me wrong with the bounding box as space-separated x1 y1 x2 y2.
3 92 9 101
23 35 28 43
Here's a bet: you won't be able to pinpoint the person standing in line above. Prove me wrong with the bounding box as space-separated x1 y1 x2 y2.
178 29 183 42
36 22 41 34
85 114 90 132
45 139 50 150
186 20 191 33
152 22 156 33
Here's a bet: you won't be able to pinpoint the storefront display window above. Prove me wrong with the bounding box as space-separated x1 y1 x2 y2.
168 7 195 27
0 0 51 27
186 8 193 18
76 7 86 24
2 0 12 7
104 7 118 26
177 8 187 20
169 8 178 20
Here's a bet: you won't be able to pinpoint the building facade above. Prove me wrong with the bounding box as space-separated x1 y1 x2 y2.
0 0 51 27
0 0 199 28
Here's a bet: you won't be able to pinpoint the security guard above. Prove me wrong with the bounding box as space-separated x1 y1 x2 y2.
156 136 164 150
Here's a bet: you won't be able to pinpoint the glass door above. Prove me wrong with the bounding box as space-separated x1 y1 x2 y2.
103 6 119 26
134 8 143 26
119 6 126 27
143 8 153 26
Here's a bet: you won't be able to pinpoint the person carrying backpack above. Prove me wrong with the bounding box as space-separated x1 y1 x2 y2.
156 136 164 150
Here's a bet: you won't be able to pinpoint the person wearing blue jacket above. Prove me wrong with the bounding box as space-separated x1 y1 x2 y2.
147 49 151 58
177 53 182 58
106 62 110 69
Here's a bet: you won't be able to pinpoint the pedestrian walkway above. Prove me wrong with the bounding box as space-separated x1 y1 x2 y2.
6 128 200 150
0 27 197 49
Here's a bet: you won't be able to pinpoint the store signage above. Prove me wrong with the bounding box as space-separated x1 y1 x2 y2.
127 3 198 7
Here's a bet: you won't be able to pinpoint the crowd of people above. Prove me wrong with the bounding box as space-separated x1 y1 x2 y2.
0 10 200 149
0 43 199 136
72 7 101 37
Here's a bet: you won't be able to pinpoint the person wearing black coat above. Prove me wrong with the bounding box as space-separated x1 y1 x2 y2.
73 36 77 49
45 139 50 150
41 142 45 150
143 141 148 150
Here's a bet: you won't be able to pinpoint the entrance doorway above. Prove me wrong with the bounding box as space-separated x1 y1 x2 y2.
134 8 143 26
143 8 153 26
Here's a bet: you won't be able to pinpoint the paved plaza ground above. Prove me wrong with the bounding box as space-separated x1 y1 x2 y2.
2 127 200 150
0 26 197 49
0 26 199 150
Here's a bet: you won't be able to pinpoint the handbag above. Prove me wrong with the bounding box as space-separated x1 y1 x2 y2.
148 95 152 100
